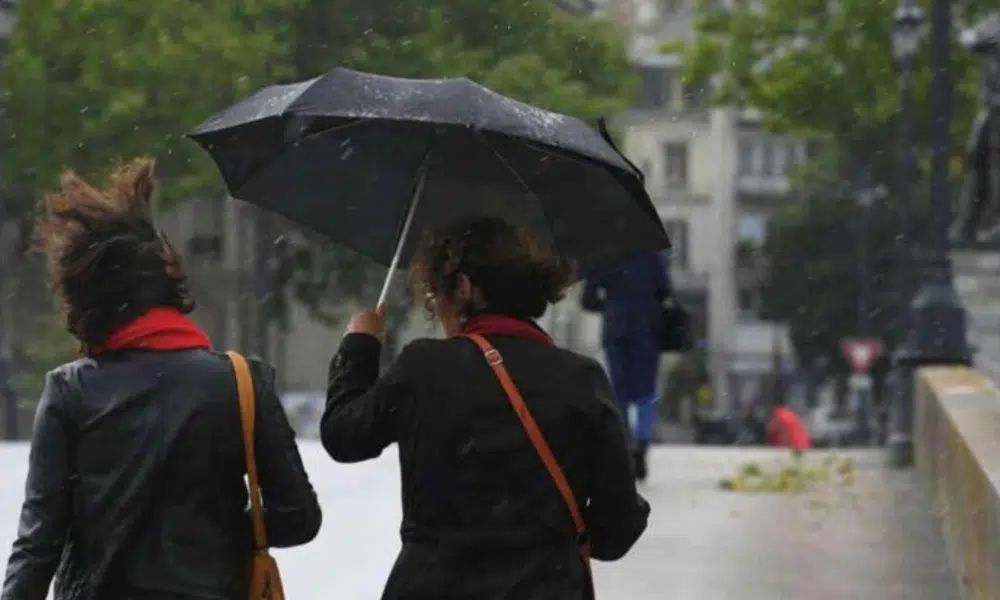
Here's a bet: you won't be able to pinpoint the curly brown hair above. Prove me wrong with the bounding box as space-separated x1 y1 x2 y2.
33 157 194 350
412 216 576 320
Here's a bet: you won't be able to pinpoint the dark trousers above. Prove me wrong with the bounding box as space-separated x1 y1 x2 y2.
604 333 659 442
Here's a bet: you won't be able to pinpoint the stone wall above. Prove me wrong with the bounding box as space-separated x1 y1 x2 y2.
915 366 1000 600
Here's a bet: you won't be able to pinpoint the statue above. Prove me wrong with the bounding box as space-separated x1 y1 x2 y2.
953 13 1000 244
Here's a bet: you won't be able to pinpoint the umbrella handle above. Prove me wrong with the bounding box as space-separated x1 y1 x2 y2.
376 158 430 307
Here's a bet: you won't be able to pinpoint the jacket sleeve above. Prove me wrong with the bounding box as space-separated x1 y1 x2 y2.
582 362 650 561
250 360 322 548
320 333 416 463
3 373 72 600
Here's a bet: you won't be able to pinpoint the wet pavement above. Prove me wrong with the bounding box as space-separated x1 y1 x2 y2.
0 443 960 599
593 447 961 600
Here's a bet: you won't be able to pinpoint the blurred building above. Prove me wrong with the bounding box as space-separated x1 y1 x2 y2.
156 198 347 394
577 0 806 408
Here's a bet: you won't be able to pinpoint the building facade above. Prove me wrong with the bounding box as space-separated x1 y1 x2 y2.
155 197 351 394
594 0 805 408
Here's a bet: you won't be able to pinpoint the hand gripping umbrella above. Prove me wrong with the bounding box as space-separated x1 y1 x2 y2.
189 68 670 305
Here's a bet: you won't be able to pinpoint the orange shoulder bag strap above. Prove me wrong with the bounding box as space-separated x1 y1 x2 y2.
462 334 592 567
228 352 286 600
226 351 269 551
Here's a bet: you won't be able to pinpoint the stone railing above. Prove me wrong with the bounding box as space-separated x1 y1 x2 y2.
915 366 1000 599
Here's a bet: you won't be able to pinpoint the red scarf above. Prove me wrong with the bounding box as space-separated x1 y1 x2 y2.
461 314 553 346
88 307 213 356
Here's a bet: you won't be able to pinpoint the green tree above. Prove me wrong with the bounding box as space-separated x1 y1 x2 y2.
674 0 988 164
671 0 990 368
759 152 932 370
4 0 302 208
289 1 633 123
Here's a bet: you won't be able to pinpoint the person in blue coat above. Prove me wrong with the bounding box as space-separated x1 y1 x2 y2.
581 250 671 481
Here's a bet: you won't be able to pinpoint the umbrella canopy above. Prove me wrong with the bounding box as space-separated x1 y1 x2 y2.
189 68 669 277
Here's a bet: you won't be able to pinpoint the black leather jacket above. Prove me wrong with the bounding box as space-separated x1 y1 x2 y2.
2 349 322 600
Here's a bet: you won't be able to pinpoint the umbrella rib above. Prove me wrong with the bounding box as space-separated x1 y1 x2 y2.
474 131 564 257
296 118 367 143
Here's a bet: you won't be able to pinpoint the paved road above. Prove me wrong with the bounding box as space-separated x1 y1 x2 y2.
0 443 962 599
595 447 961 600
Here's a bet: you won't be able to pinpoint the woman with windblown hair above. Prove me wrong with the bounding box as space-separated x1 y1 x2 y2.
2 159 322 600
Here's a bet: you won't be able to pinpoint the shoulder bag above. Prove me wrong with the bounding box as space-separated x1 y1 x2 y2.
227 351 287 600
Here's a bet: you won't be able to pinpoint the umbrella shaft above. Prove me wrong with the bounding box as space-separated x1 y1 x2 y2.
377 159 429 306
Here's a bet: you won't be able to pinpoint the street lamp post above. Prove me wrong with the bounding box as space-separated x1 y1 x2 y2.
0 0 19 441
856 186 887 337
891 0 921 258
888 0 971 468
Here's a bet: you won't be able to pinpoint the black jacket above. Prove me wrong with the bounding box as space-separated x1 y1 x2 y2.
321 333 650 600
2 349 322 600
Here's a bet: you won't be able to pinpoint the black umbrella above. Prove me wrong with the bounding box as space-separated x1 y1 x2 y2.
189 68 669 303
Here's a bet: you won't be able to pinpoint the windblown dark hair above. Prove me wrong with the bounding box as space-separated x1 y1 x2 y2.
33 157 194 350
412 216 576 320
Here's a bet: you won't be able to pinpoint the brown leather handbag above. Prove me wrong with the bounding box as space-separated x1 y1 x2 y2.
462 334 594 597
227 351 287 600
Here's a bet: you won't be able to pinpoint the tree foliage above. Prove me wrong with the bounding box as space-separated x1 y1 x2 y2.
672 0 991 369
760 152 932 369
4 0 302 208
675 0 989 158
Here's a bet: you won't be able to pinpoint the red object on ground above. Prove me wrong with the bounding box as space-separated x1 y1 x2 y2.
767 406 811 450
88 307 213 356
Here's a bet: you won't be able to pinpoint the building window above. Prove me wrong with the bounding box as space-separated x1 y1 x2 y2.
737 288 759 317
663 218 689 270
738 138 755 176
682 79 709 109
795 141 808 164
774 141 789 176
663 142 688 187
759 140 775 176
636 66 676 109
738 212 767 246
186 195 226 261
805 139 823 161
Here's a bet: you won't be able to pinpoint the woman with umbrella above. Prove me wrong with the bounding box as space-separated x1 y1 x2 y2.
189 68 669 598
321 216 650 599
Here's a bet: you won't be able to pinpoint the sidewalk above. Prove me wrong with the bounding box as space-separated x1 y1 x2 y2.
593 447 959 600
0 443 954 599
654 419 695 444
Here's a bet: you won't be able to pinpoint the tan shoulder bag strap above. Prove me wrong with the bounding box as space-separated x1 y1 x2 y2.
226 351 269 550
462 334 591 564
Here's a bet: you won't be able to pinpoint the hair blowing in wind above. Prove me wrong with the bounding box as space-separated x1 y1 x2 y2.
33 157 194 351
